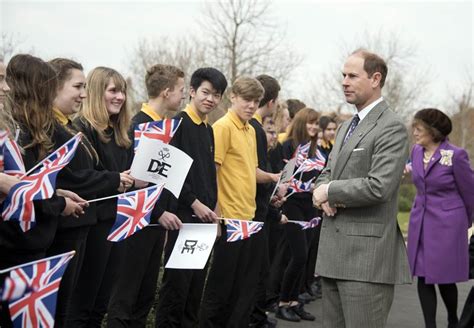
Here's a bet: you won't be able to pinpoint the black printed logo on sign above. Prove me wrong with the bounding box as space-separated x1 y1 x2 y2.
147 147 171 177
179 240 209 254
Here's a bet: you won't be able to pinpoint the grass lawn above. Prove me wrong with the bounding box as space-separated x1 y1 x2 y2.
397 211 410 236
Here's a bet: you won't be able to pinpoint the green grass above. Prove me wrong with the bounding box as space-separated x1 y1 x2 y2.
397 211 410 236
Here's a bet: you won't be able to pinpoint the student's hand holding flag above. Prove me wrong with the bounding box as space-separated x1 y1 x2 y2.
280 214 289 224
191 199 219 223
119 170 135 191
57 189 87 217
0 172 20 197
158 211 182 230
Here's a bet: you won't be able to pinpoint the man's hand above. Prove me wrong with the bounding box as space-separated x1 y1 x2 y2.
321 202 337 217
312 184 329 207
191 199 218 223
158 211 183 230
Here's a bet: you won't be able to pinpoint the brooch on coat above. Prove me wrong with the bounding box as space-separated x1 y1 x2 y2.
439 149 453 166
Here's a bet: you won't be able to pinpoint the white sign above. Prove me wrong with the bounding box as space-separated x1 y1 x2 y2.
130 136 193 198
165 223 217 269
281 157 296 183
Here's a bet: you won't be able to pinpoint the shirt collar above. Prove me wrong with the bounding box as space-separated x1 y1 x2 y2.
253 113 263 125
141 103 162 121
53 107 69 126
228 109 249 130
356 97 384 122
184 103 208 126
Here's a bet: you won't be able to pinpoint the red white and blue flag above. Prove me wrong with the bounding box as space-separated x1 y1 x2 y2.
293 141 310 166
134 118 182 152
288 177 314 194
1 274 37 302
294 148 326 176
293 217 321 230
0 130 8 172
226 219 264 242
107 184 164 242
2 251 75 328
2 133 81 231
2 136 26 177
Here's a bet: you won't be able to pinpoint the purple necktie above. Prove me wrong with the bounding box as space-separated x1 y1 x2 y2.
343 114 360 145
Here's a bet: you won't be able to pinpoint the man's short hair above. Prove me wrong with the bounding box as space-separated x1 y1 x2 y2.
231 76 264 101
286 99 306 119
190 67 228 95
145 64 184 98
256 74 280 108
352 49 388 88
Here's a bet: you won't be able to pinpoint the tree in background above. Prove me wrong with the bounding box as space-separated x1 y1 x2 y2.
449 80 474 160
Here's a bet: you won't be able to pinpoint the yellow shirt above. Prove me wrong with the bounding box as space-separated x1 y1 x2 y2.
184 104 208 126
278 132 287 143
53 107 69 126
213 110 257 220
141 103 162 121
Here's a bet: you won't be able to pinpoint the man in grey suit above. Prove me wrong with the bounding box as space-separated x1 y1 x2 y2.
312 49 412 328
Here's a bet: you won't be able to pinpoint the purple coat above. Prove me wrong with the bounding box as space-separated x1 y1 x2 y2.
407 141 474 283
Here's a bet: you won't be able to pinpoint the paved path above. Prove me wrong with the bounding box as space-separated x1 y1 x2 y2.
270 280 473 327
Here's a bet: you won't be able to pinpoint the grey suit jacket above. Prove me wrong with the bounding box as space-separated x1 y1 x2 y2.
315 100 412 284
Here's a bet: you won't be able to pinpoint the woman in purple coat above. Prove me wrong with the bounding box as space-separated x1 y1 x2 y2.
407 108 474 328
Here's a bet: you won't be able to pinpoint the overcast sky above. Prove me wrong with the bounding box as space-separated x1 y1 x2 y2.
1 0 472 111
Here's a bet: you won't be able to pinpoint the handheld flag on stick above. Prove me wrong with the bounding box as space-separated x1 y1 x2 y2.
290 217 322 230
1 133 82 231
0 251 75 328
107 184 164 242
134 117 182 152
225 219 264 242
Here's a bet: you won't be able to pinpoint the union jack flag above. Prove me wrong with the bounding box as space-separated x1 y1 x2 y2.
293 217 321 230
226 219 264 242
2 133 81 232
1 274 37 302
107 184 164 242
293 141 311 166
4 251 75 328
288 177 314 194
294 148 326 176
0 130 8 171
2 135 26 177
134 118 182 152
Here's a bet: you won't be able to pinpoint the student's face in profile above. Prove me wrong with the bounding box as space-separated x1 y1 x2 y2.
0 62 10 111
166 77 185 112
263 120 277 149
104 80 126 116
54 69 86 116
323 122 337 141
306 120 319 138
282 108 291 130
190 80 222 117
230 94 260 123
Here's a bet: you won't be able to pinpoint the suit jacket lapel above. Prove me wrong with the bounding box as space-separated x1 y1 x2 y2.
333 101 388 180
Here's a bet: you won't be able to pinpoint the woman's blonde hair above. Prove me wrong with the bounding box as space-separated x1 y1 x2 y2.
6 54 57 158
287 107 320 157
80 67 131 148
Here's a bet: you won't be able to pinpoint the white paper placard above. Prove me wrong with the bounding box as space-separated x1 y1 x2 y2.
130 136 193 198
280 157 296 183
165 223 217 269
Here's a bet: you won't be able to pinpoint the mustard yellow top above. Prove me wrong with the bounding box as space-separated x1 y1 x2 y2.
252 113 263 125
184 103 208 125
53 107 69 126
278 132 287 143
213 110 257 220
141 103 162 121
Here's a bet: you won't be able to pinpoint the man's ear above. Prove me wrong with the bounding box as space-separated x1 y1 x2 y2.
371 72 382 88
162 87 170 98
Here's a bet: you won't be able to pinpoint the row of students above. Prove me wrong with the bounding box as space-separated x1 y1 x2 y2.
0 53 318 328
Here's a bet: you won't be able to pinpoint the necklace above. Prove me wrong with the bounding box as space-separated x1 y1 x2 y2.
423 151 433 164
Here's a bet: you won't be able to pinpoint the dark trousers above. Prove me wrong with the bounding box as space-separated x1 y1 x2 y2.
106 226 166 328
67 219 124 328
199 223 263 328
155 226 208 328
459 286 474 328
280 198 315 302
302 222 321 293
267 231 290 305
249 217 272 326
46 225 90 328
